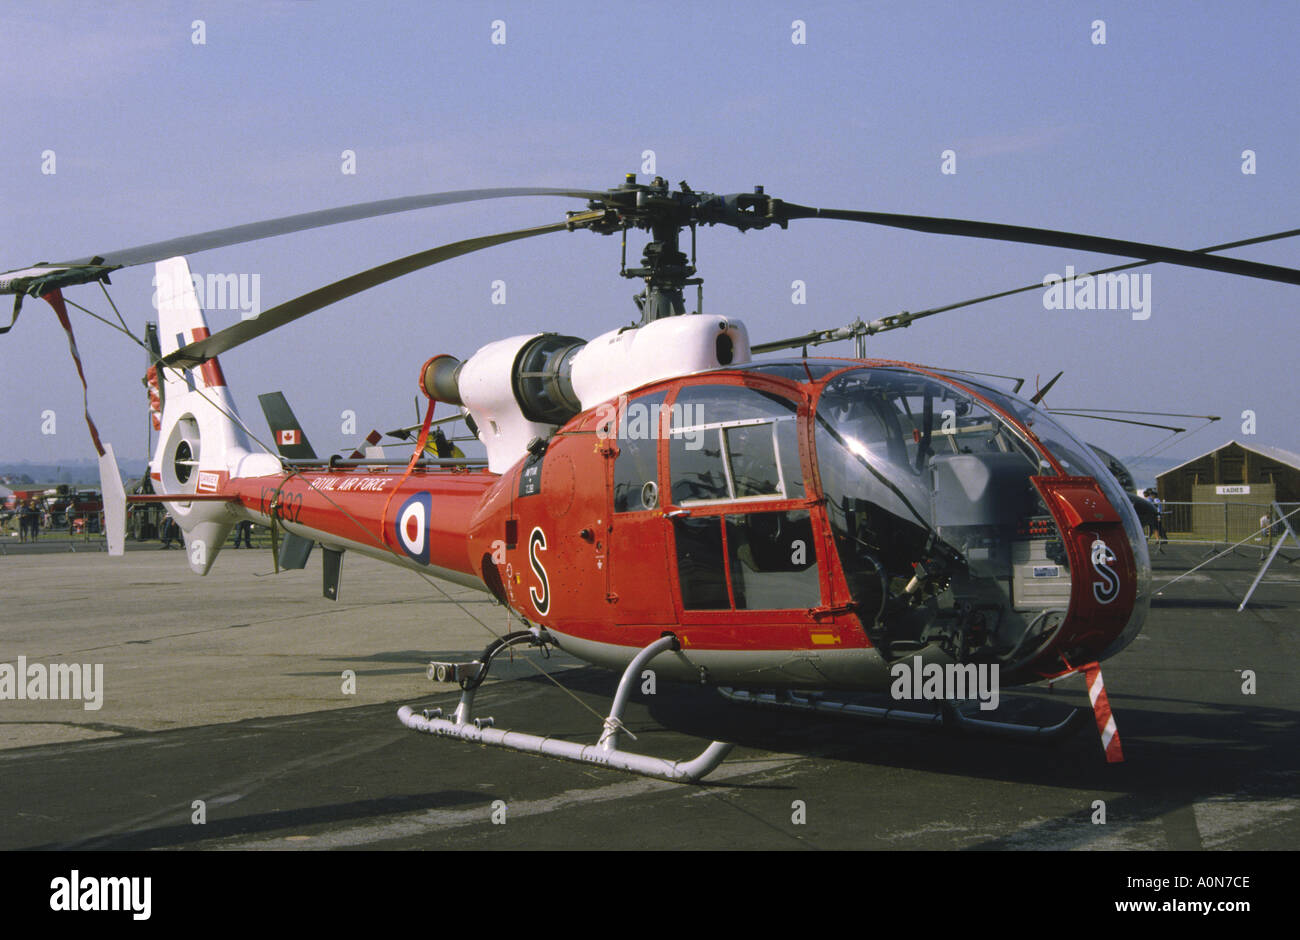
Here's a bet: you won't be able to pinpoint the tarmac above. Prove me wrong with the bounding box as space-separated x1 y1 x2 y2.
1 536 1296 851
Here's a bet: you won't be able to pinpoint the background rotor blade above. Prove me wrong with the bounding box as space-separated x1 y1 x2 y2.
1044 408 1221 419
1043 412 1187 433
57 187 601 269
386 413 465 440
163 214 598 368
779 203 1300 285
1029 370 1063 405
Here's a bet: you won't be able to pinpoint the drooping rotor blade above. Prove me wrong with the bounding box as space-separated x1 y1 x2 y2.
0 187 602 296
162 212 603 368
776 203 1300 286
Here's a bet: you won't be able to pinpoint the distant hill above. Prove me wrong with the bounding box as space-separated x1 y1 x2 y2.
0 459 149 487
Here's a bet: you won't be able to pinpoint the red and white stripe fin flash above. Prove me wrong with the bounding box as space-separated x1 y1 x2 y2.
188 327 227 388
1084 663 1124 763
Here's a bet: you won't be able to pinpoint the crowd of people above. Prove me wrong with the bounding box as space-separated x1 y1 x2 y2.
9 504 264 549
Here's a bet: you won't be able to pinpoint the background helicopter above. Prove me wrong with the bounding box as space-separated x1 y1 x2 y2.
4 173 1298 780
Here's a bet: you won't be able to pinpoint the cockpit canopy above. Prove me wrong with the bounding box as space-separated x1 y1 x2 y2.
607 359 1150 679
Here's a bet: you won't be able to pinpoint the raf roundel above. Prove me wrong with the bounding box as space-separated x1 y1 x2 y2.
395 492 433 564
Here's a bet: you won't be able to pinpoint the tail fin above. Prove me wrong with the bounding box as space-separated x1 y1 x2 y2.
150 256 279 574
258 391 318 459
255 389 317 571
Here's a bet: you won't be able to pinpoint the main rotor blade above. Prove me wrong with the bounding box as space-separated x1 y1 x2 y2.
1 187 600 296
778 204 1300 286
64 188 602 268
752 225 1300 355
162 213 600 368
901 226 1300 324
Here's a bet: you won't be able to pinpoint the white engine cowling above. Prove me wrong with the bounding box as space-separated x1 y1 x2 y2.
569 316 750 410
453 316 751 473
457 334 563 474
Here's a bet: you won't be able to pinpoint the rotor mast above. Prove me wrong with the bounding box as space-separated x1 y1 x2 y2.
597 174 778 324
613 175 698 322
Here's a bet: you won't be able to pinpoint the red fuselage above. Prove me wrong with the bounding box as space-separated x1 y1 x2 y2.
210 359 1148 692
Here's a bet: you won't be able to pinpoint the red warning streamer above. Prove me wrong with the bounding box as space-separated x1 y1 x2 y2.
1084 663 1125 763
43 289 106 457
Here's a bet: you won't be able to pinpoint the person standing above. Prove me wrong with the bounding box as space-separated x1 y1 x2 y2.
1148 490 1167 554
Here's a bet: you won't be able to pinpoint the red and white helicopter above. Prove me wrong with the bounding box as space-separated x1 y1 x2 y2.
5 175 1299 781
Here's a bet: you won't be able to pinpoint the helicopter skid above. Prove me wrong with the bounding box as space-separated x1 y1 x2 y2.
717 687 1087 741
398 633 733 783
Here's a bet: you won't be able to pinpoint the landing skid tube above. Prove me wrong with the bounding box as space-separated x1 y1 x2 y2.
398 632 733 783
717 688 1087 741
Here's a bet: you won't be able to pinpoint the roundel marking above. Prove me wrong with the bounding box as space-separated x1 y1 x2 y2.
395 492 433 564
528 526 550 616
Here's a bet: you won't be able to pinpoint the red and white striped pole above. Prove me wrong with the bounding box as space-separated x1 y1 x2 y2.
1083 663 1124 763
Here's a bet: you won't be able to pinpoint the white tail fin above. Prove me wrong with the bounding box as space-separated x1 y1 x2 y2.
150 257 278 574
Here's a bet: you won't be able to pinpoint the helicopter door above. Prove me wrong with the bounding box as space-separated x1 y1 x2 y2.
607 391 675 625
664 382 824 624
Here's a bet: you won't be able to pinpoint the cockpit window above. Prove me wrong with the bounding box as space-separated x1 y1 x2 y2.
814 369 1047 631
669 385 804 505
613 390 666 512
937 374 1102 477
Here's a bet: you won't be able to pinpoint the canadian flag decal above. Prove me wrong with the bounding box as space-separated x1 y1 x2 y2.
395 492 432 564
278 429 302 446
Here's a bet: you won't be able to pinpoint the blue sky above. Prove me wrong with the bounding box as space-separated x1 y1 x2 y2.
2 1 1296 477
